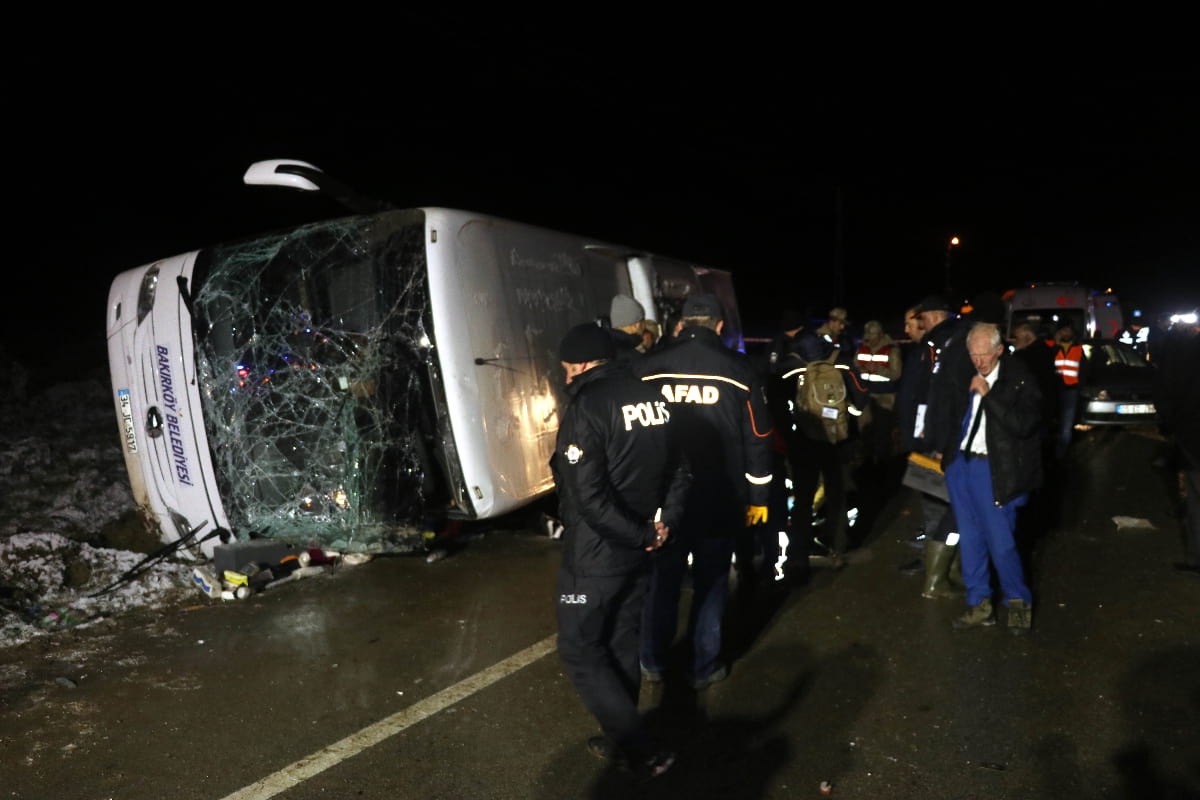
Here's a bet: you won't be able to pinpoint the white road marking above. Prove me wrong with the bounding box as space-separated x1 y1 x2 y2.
217 635 557 800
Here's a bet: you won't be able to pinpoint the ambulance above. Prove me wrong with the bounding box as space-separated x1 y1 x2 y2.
1003 282 1124 341
105 160 742 558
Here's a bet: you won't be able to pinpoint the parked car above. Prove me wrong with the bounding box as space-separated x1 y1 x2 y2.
1075 338 1157 427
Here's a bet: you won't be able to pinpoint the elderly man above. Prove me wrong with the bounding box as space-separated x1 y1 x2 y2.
941 322 1043 634
551 322 689 777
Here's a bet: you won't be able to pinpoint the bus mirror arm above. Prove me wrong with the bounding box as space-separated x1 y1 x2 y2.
242 159 391 214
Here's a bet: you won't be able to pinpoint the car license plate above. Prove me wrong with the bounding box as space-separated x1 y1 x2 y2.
1116 403 1154 415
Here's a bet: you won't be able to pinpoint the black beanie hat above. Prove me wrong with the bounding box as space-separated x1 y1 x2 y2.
558 323 616 363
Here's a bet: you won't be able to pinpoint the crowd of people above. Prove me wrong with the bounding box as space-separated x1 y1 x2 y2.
545 290 1199 778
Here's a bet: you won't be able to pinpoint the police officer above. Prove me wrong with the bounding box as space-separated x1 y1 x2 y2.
551 322 689 778
634 293 774 689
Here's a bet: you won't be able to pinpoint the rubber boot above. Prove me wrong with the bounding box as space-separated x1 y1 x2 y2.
921 541 962 599
948 544 964 589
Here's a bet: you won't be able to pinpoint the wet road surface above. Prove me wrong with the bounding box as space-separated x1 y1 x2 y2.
2 425 1198 799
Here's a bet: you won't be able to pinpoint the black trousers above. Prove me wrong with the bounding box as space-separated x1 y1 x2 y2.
1184 465 1200 567
792 435 850 554
556 569 652 760
736 448 790 583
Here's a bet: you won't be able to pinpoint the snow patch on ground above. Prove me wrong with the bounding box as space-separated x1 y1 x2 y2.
0 377 199 651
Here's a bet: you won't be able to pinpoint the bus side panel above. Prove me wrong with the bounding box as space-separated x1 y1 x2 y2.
106 254 230 557
639 257 742 350
425 210 633 519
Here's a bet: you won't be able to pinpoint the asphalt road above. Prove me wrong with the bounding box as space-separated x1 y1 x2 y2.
2 425 1197 800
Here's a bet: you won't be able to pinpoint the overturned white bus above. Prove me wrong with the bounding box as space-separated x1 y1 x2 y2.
106 160 743 559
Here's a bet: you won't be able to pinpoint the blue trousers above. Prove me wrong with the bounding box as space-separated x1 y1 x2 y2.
945 455 1032 607
641 533 734 682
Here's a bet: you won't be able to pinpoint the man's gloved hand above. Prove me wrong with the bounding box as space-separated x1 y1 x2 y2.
745 505 768 526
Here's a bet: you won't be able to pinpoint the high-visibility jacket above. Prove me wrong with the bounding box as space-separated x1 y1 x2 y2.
1054 343 1084 386
855 342 900 388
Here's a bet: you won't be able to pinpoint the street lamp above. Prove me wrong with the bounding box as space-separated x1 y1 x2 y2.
944 235 961 294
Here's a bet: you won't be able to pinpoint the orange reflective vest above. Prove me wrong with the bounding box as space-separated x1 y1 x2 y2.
855 343 895 384
1054 343 1084 386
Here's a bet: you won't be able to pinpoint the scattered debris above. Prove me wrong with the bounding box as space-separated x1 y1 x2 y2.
189 545 357 600
1112 516 1156 531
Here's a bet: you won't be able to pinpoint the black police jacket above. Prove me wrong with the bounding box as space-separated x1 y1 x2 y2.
633 326 774 514
551 361 691 578
920 316 974 455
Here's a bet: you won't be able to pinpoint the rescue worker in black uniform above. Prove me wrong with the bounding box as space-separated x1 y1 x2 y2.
739 308 811 591
551 323 690 778
777 307 866 563
897 294 973 599
634 293 774 689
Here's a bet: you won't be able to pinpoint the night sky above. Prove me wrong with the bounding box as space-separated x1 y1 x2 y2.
8 41 1199 383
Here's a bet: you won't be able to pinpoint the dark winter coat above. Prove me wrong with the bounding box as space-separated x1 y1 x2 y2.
895 340 928 452
1153 326 1200 469
776 328 869 433
607 327 644 366
551 361 690 577
922 315 975 455
1013 339 1060 432
634 326 774 524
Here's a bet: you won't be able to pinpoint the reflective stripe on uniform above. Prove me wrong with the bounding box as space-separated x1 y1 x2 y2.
639 372 750 392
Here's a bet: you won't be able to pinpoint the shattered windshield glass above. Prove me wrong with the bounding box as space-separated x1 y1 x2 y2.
191 210 439 552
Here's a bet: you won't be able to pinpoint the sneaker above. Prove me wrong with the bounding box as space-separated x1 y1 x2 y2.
689 664 728 690
541 513 564 540
1006 599 1032 636
640 750 676 779
951 598 995 629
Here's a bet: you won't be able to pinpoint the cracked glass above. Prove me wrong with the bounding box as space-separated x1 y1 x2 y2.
190 210 439 551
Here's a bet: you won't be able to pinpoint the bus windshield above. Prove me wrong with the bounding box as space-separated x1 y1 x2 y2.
190 210 442 550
